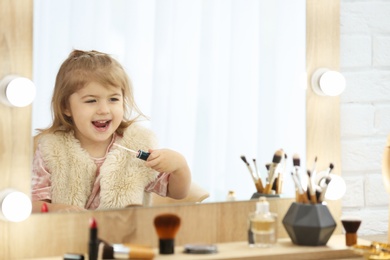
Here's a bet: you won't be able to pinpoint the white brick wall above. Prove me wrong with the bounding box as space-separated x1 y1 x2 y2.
340 0 390 236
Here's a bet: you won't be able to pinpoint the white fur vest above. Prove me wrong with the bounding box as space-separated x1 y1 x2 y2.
38 124 159 209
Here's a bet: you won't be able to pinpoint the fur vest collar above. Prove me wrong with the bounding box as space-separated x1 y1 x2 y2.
39 124 159 209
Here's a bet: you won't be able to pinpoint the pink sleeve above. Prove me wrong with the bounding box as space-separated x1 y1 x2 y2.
31 146 52 201
145 172 170 197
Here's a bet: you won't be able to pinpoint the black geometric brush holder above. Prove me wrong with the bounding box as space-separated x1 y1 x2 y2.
282 202 337 246
250 192 280 200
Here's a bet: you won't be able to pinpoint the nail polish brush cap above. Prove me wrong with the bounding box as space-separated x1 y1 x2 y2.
137 150 150 161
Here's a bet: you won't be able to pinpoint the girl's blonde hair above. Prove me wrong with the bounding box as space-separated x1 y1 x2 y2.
40 49 145 135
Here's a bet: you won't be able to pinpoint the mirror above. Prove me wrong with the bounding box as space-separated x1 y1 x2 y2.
32 0 306 204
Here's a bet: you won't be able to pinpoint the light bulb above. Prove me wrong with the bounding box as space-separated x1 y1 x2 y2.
0 75 36 107
311 68 346 96
324 174 346 200
0 189 32 222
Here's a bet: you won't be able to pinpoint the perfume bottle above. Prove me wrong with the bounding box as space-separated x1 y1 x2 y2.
249 196 277 247
226 190 236 201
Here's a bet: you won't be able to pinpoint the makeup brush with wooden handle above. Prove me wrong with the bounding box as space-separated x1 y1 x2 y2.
240 155 263 193
264 149 283 194
154 213 181 254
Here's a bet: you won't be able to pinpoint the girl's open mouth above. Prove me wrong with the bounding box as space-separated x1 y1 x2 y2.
92 120 111 130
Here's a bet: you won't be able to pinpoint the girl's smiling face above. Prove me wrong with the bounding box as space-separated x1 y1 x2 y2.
65 81 124 150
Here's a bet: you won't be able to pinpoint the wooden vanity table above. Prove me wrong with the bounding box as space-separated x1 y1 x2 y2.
11 198 350 260
23 235 367 260
154 235 366 260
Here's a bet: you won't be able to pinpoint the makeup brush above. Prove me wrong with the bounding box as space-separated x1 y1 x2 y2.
253 158 264 192
264 149 283 194
291 172 302 202
265 163 270 179
318 176 332 203
317 163 335 187
265 163 270 170
326 163 334 175
113 143 150 161
252 158 261 181
310 156 318 190
154 213 181 254
264 163 271 184
240 155 262 193
292 153 300 169
292 153 301 181
291 172 309 204
95 239 154 260
112 244 155 259
341 216 362 246
276 152 287 194
306 170 317 204
292 153 304 190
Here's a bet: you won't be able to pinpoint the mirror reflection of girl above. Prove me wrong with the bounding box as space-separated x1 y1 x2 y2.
31 50 191 213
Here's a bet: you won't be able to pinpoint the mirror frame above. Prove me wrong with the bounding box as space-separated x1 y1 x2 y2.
0 0 342 258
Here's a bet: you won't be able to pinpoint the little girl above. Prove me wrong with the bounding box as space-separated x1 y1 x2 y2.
31 50 191 213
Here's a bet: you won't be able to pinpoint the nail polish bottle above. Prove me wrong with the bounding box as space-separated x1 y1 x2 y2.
249 196 277 247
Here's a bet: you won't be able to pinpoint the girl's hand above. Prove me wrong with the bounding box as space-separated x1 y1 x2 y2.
145 148 187 173
145 148 191 199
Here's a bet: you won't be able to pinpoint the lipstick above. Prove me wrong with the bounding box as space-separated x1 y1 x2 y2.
41 202 48 213
89 217 99 260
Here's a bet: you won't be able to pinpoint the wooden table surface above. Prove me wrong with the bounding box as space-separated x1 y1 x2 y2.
23 234 373 260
